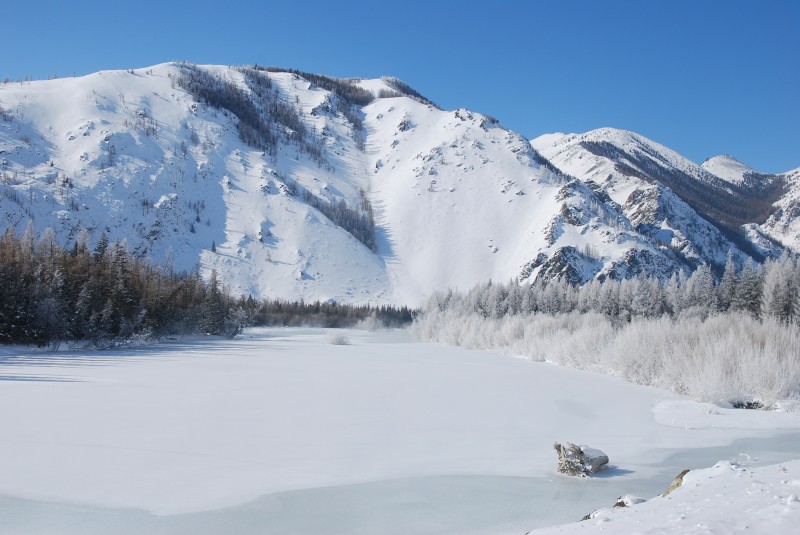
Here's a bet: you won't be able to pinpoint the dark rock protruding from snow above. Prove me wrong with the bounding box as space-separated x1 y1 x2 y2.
553 442 609 477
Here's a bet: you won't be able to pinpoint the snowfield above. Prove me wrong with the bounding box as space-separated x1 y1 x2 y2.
1 328 799 534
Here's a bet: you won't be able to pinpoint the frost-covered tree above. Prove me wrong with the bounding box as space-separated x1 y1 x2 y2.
682 263 717 317
760 252 797 322
413 267 800 404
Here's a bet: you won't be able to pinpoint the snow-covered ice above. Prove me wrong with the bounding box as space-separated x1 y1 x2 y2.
0 328 798 533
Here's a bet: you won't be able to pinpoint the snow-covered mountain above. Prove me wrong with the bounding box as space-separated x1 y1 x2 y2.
0 64 795 305
532 128 795 265
698 154 800 251
745 165 800 251
701 154 757 185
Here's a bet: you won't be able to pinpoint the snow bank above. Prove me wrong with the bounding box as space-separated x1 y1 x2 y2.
532 459 800 534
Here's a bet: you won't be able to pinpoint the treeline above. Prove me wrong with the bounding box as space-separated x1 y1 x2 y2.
174 63 275 151
257 66 371 149
0 225 410 347
247 299 413 328
381 77 439 108
261 68 437 142
0 225 248 347
311 93 366 149
414 252 800 405
424 252 800 323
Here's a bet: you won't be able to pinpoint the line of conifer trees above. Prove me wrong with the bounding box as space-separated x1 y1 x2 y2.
0 225 412 347
247 298 413 328
0 224 248 347
424 251 800 324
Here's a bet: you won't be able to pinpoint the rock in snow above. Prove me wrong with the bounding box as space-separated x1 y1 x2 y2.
553 442 609 476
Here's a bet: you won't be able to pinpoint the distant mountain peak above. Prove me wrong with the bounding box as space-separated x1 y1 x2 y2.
701 154 758 185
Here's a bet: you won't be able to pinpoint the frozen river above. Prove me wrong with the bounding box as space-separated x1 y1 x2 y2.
1 328 799 534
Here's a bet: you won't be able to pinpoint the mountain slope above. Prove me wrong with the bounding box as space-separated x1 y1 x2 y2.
759 166 800 250
0 65 793 305
701 154 757 185
532 128 790 266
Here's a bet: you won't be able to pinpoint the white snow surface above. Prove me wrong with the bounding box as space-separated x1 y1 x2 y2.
1 328 799 534
701 154 757 185
533 129 800 257
760 166 800 251
530 129 761 266
532 459 800 534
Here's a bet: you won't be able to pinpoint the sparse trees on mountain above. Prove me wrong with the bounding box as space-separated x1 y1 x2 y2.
265 67 374 106
301 190 377 252
175 63 334 164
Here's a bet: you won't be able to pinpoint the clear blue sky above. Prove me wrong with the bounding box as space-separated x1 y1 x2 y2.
3 0 798 173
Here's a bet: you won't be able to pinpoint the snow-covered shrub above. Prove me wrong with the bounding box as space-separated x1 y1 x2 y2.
354 315 380 331
326 331 350 345
413 308 800 405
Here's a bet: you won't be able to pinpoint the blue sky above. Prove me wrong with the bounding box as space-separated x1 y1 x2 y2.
3 0 798 172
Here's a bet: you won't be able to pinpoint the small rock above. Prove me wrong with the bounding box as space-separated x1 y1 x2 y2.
613 495 646 508
662 469 691 497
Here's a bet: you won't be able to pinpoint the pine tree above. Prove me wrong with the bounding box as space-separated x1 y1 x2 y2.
202 269 227 334
717 251 737 312
94 231 109 257
732 259 762 317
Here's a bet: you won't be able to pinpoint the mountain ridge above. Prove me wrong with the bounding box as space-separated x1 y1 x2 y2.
0 63 796 305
